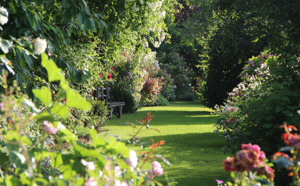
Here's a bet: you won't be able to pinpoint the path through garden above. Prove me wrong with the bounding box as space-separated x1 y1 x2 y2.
101 100 231 185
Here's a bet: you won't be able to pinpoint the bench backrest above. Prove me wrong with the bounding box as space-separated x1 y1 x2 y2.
93 86 110 103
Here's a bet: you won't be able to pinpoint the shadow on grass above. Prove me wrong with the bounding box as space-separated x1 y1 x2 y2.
139 132 230 186
109 110 217 126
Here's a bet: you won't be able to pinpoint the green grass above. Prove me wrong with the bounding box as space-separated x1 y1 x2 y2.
100 101 231 186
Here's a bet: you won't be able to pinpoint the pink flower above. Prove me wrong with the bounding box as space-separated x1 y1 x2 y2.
111 67 114 70
85 177 97 186
231 108 235 111
43 120 58 135
99 73 102 77
249 60 255 67
152 161 163 176
107 72 112 80
0 102 4 111
216 179 223 184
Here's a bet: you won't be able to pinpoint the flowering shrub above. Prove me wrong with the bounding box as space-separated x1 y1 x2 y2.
141 77 164 106
273 123 300 185
214 50 300 155
0 55 170 186
218 143 274 185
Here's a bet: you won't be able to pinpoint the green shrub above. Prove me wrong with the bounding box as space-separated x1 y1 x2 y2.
155 94 169 106
63 99 109 133
110 85 138 113
214 51 300 156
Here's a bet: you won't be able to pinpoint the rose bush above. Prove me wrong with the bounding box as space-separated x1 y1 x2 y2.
0 53 171 186
214 50 300 155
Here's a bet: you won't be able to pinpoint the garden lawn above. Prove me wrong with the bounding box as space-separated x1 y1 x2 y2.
100 100 231 186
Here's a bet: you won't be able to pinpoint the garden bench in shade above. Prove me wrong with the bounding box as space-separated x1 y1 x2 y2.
93 87 125 120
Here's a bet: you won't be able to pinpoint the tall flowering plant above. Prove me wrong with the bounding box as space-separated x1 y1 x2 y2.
214 50 300 155
218 143 274 185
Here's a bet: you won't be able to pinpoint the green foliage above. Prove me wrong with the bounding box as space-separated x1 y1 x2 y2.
64 99 109 134
0 1 107 97
0 54 167 185
110 85 137 113
214 51 300 156
199 0 300 108
155 94 169 106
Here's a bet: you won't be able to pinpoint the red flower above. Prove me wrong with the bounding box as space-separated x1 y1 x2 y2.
107 72 112 80
111 67 114 70
99 73 102 77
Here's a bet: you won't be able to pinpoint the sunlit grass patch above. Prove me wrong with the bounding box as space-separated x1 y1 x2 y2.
101 101 231 186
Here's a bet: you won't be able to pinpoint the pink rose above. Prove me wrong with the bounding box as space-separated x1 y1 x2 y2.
152 161 163 176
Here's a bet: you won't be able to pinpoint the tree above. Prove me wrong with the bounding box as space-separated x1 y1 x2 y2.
201 0 300 108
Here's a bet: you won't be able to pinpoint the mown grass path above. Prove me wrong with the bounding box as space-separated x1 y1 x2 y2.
101 101 230 185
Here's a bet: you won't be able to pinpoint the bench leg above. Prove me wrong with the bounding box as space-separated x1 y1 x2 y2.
119 106 123 119
109 107 114 120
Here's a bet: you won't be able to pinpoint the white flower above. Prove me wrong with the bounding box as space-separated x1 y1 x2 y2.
33 38 47 55
81 159 95 170
148 2 158 11
125 150 138 168
132 3 139 12
0 7 8 25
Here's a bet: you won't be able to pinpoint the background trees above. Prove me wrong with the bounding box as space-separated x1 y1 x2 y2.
199 0 300 108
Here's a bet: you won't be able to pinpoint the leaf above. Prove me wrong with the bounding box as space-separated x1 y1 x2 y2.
32 86 52 107
77 13 84 29
273 157 293 169
0 56 15 74
161 157 172 166
0 39 13 53
22 99 41 113
34 112 56 122
65 87 91 111
41 53 64 82
149 127 161 133
16 72 22 87
11 151 25 164
50 103 69 118
90 129 106 147
279 146 294 152
26 9 36 30
5 175 23 186
105 140 129 158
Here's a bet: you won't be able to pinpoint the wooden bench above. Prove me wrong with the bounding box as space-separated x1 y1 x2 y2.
93 87 125 120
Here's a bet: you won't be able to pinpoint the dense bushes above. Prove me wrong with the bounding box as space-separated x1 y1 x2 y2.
214 50 300 156
110 85 138 113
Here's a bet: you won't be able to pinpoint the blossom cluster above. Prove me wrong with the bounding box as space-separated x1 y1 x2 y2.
0 6 8 25
223 143 275 181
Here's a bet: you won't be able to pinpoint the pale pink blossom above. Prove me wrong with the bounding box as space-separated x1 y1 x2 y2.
43 120 57 134
0 102 4 111
81 159 95 170
85 177 97 186
125 150 138 168
152 161 163 176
